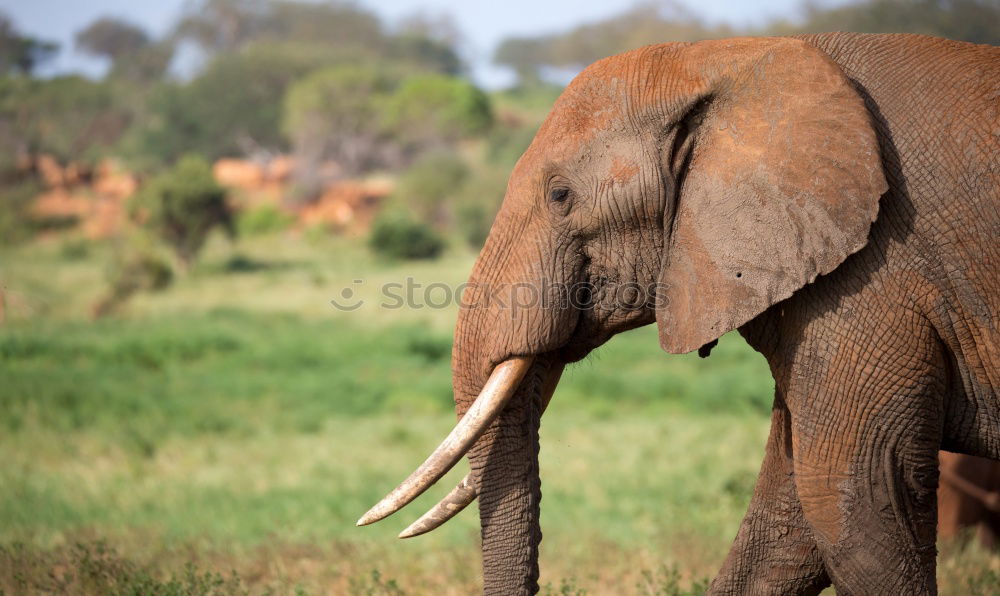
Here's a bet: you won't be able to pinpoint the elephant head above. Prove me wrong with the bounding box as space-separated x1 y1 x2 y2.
360 37 888 593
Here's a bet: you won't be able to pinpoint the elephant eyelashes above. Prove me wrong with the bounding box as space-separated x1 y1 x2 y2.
548 187 573 217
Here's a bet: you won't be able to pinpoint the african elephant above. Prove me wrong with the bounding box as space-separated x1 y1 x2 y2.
360 33 999 594
938 451 1000 548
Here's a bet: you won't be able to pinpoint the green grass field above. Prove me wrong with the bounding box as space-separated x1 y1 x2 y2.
1 233 997 594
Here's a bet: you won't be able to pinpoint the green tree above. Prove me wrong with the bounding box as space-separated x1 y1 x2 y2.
128 42 334 165
172 0 271 54
75 17 173 83
92 244 174 318
174 0 383 55
283 68 492 196
390 13 465 75
0 75 129 164
174 0 465 74
0 13 58 76
75 17 150 61
120 0 469 170
392 152 469 225
134 155 234 267
282 64 400 193
382 74 493 149
369 210 445 260
493 1 730 87
494 37 549 88
769 0 1000 44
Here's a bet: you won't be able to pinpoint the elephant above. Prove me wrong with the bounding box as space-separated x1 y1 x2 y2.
360 32 999 594
937 452 1000 548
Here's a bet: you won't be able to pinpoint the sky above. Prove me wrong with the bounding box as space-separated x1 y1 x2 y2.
0 0 835 87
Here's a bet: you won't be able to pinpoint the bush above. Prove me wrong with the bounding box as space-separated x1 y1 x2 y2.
236 204 294 236
392 152 468 225
0 178 42 245
0 541 248 595
456 202 493 249
368 211 444 260
282 64 400 192
381 73 493 147
453 164 508 249
486 123 537 168
127 43 335 166
58 237 92 260
92 249 173 319
134 155 234 267
0 76 129 165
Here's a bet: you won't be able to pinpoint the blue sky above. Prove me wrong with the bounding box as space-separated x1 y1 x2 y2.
0 0 838 87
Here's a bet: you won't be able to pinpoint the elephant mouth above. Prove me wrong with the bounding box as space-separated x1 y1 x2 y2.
356 355 564 535
557 301 655 363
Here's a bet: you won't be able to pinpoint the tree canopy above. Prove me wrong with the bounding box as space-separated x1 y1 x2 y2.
76 17 151 61
0 13 58 76
494 0 1000 87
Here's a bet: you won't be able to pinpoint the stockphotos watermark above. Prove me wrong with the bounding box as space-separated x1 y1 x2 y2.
330 277 665 315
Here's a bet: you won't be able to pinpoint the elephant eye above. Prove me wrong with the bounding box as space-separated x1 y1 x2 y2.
549 188 570 203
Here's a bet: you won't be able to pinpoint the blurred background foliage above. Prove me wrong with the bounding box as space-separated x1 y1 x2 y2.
1 0 998 593
493 0 999 84
0 0 994 268
1 0 996 267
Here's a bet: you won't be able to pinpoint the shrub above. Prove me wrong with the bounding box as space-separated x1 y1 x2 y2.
0 541 248 595
236 204 294 236
0 76 129 165
92 249 173 319
486 123 537 168
381 73 493 147
58 237 92 260
282 64 400 193
456 202 493 249
0 178 41 245
453 164 508 249
368 211 444 260
134 155 234 267
392 152 468 225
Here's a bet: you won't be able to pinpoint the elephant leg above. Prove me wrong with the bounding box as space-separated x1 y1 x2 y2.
710 395 829 595
788 337 945 594
793 422 940 593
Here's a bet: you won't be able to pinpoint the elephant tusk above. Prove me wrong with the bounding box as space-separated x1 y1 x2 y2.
398 473 478 538
357 356 534 527
397 362 566 538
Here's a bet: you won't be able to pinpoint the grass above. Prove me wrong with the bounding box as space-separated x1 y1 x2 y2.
1 232 998 594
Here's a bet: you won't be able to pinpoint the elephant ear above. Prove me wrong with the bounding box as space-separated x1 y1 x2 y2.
656 38 888 354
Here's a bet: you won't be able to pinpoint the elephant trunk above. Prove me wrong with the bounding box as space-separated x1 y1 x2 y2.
466 358 553 595
360 189 574 594
442 200 577 592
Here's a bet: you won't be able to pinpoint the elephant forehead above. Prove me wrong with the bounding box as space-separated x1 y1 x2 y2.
535 61 640 152
507 43 700 192
531 44 703 157
609 156 640 184
537 93 624 155
512 135 644 196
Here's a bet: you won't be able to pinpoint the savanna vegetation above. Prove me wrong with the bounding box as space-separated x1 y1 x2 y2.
1 0 998 593
3 234 999 594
